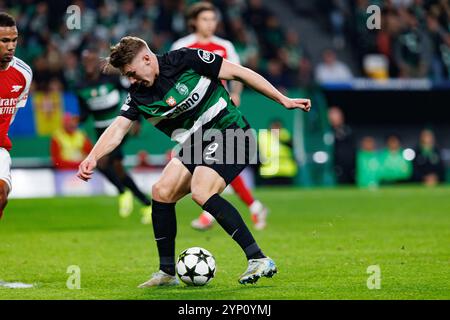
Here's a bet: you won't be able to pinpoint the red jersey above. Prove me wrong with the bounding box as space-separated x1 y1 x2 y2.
171 34 240 90
171 34 240 64
0 56 32 151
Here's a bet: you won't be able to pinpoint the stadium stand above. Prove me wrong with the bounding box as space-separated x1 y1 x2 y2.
4 0 450 192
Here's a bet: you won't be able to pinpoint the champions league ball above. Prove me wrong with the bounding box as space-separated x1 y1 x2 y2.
176 247 216 286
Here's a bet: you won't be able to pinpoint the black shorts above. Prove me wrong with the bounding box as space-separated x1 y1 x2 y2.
176 124 257 185
96 127 126 161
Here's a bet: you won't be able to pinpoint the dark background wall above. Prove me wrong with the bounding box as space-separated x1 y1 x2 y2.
323 89 450 152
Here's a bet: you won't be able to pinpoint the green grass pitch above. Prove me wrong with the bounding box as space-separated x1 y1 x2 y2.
0 186 449 300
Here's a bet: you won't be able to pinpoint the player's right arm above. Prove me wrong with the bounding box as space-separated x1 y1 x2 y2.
77 116 133 181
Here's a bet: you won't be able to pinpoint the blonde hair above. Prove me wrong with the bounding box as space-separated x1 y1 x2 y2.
108 36 149 71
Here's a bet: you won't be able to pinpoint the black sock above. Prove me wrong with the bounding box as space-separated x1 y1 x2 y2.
152 200 177 275
121 175 152 206
202 194 266 260
98 167 125 194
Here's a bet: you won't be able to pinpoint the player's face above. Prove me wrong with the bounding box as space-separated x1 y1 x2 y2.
195 10 217 37
0 26 18 64
123 49 156 87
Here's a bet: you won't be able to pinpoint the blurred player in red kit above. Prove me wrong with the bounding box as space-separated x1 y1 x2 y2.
0 12 32 219
171 1 268 230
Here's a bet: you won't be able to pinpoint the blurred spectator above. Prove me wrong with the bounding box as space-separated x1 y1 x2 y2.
62 51 82 91
263 58 292 92
427 13 447 81
393 7 432 78
437 32 450 80
279 30 313 87
375 9 402 77
327 0 350 49
378 134 413 183
328 106 356 184
315 48 353 83
258 120 297 185
50 113 92 170
230 19 259 67
356 136 381 188
243 0 270 35
352 0 378 66
260 14 285 59
73 0 97 35
412 129 445 186
113 0 141 40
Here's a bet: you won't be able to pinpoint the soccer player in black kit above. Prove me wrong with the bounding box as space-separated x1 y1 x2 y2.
78 37 311 286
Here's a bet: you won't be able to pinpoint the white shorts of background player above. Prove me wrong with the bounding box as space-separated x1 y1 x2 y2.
0 147 12 194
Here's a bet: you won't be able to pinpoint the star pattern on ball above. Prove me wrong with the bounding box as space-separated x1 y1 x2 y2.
178 251 189 263
184 264 202 284
193 249 210 264
205 265 215 281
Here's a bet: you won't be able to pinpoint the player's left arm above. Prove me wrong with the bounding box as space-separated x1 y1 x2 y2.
218 59 311 112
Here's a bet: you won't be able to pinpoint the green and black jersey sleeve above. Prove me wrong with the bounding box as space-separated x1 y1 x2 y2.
167 48 223 79
120 94 141 121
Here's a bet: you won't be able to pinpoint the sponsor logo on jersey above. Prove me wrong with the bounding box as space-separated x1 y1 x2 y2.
175 83 189 96
162 76 211 120
167 93 200 118
11 85 23 93
166 96 177 107
0 107 16 115
0 98 17 107
121 104 130 111
197 49 216 64
124 94 131 105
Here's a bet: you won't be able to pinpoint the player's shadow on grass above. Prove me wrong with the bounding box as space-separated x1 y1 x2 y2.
136 284 277 299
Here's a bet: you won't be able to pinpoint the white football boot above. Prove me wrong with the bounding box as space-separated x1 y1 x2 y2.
238 257 277 285
138 270 179 288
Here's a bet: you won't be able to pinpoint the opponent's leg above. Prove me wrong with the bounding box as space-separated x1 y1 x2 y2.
138 158 192 288
230 175 268 230
0 148 12 220
191 175 268 230
230 175 254 206
0 180 9 220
